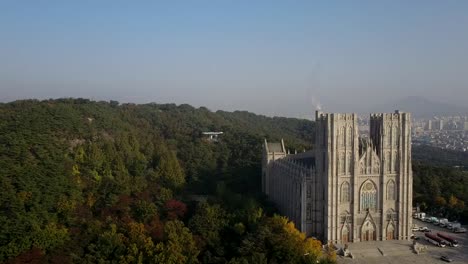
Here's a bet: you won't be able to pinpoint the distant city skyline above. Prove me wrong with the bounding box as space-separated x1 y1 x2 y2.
1 1 468 118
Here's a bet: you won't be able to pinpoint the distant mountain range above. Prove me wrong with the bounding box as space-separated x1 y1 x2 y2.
369 96 468 118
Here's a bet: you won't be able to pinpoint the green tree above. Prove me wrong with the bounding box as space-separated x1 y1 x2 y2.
188 202 228 249
32 223 69 253
84 224 126 263
154 220 199 264
156 146 185 189
435 196 447 207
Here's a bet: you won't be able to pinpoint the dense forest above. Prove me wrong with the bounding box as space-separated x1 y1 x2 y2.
0 99 329 264
412 145 468 223
412 146 468 223
413 145 468 169
1 99 467 263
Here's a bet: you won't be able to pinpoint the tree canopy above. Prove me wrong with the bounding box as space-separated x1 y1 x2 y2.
0 99 327 263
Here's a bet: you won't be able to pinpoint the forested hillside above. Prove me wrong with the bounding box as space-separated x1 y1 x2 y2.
1 99 467 263
412 145 468 223
0 99 328 264
413 145 468 169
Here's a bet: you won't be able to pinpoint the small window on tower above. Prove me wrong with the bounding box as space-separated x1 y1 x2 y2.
341 182 350 203
387 180 396 200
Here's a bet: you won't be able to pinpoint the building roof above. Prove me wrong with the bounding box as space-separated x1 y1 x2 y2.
287 150 316 168
267 142 284 152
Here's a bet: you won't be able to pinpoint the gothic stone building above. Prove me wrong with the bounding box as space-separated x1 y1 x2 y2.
262 111 412 244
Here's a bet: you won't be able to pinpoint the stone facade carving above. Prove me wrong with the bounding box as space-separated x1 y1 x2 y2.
262 110 412 244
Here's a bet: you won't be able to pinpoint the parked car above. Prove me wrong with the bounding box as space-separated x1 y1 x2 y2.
419 226 428 231
415 212 426 219
439 218 449 227
440 255 453 262
453 227 466 233
448 222 461 230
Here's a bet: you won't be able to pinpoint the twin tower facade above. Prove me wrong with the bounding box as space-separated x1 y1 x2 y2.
262 111 412 244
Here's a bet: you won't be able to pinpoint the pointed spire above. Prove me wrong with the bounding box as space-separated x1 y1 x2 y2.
281 138 286 153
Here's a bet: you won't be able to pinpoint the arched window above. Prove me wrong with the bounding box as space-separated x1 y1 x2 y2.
392 150 398 172
346 126 352 146
387 180 395 200
341 182 350 203
385 125 391 145
339 127 345 146
338 152 345 175
392 125 399 147
386 151 391 172
360 181 377 211
346 152 351 174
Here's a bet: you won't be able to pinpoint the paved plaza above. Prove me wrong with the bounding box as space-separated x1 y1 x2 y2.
338 219 468 264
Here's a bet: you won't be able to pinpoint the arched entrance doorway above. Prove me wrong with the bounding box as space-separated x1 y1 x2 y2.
386 224 395 240
361 220 376 241
341 225 350 243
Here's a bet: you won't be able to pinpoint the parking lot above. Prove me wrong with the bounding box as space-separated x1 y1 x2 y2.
411 218 468 262
338 219 468 264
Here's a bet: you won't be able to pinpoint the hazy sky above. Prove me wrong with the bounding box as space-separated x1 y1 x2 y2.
1 1 467 118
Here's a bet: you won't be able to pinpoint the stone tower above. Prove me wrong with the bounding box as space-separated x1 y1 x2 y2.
369 110 412 241
315 111 359 242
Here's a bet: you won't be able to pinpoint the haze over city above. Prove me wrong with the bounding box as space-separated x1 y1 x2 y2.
1 1 468 118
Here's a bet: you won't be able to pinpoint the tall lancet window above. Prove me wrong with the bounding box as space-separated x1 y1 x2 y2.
388 159 392 172
341 182 350 203
360 181 377 211
392 126 398 146
387 180 396 200
346 152 352 174
346 126 352 146
338 152 345 175
386 125 391 146
340 127 345 147
392 150 398 172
